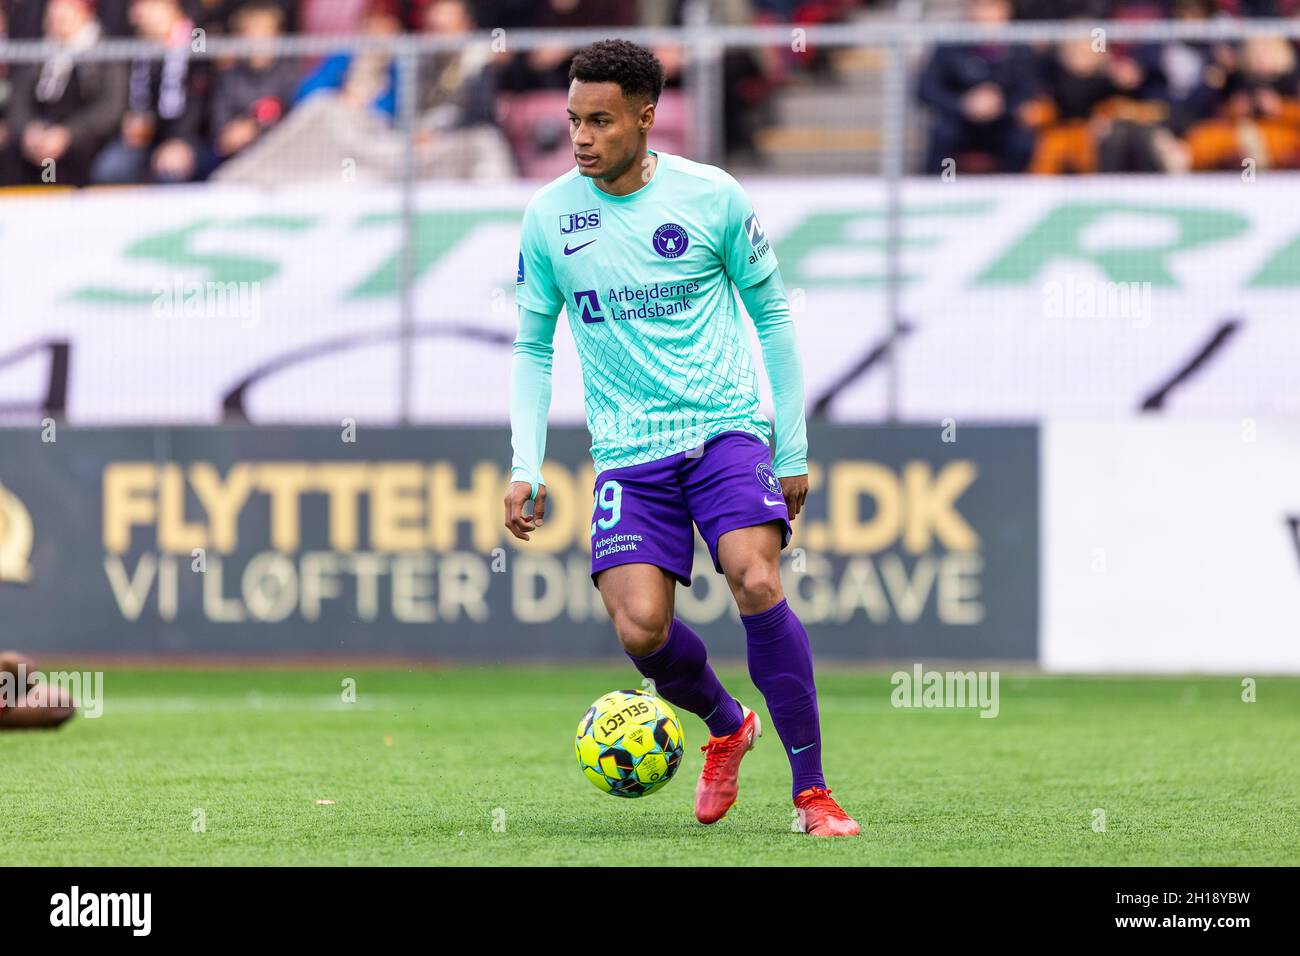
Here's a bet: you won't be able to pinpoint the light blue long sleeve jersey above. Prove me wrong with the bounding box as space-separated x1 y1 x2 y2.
509 150 808 500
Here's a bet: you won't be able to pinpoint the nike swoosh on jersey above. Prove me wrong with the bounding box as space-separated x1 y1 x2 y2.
763 495 785 507
563 239 598 255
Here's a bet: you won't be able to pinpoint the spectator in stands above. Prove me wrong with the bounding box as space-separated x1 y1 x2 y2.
299 0 371 35
210 0 298 163
1132 0 1223 122
496 0 637 93
535 0 636 29
295 0 401 119
1015 0 1111 17
641 0 771 164
751 0 856 77
529 0 638 90
7 0 128 186
750 0 855 19
1129 0 1228 170
917 0 1038 174
3 0 129 36
212 0 413 183
418 0 495 128
461 0 535 29
1183 35 1300 167
187 0 294 35
413 0 515 176
91 0 214 183
1023 31 1148 173
1230 0 1298 14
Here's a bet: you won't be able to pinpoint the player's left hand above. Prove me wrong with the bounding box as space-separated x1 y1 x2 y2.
778 474 808 521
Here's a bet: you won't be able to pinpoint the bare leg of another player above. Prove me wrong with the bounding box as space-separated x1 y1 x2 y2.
0 651 76 730
716 524 860 836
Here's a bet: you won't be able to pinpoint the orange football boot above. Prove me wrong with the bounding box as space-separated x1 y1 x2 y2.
793 787 861 836
694 705 761 824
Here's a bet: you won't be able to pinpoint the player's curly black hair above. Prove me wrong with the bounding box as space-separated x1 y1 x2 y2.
568 39 666 105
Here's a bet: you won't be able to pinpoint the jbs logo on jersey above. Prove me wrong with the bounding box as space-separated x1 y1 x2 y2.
745 212 771 264
560 209 601 235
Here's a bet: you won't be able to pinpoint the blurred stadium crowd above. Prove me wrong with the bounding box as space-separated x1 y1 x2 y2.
924 0 1300 174
0 0 1298 185
0 0 877 184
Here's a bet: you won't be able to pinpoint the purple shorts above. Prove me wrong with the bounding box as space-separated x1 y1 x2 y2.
589 429 793 588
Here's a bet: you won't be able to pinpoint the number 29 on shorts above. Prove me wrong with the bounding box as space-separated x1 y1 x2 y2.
591 479 623 537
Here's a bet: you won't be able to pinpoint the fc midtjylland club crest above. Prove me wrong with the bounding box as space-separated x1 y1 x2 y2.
652 223 689 259
754 462 781 496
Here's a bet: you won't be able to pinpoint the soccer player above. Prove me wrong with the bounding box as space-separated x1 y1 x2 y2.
504 40 858 836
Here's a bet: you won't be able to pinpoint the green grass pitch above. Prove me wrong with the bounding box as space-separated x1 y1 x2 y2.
2 667 1297 866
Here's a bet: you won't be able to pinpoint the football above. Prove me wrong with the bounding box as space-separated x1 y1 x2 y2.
575 689 685 797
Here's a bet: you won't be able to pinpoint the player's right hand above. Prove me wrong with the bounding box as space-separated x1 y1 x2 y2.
504 481 547 541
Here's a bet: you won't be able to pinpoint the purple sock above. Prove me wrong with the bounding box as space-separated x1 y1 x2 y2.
741 597 826 799
625 618 743 738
